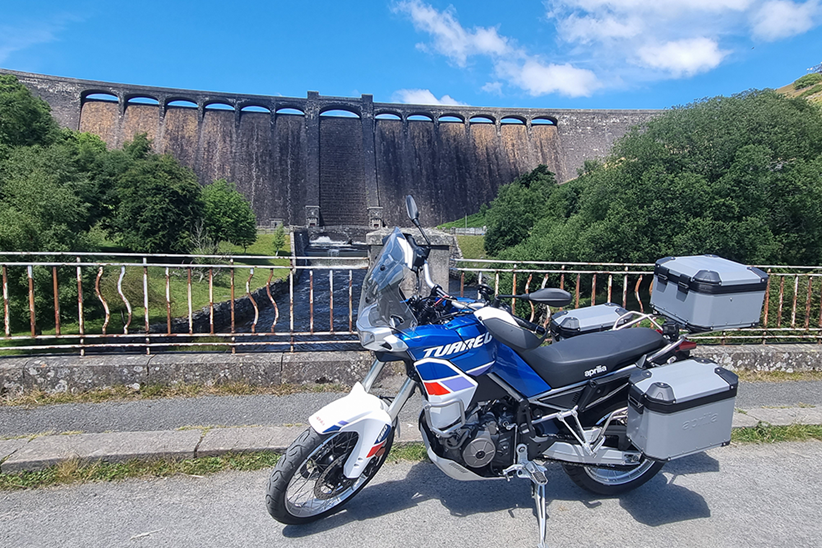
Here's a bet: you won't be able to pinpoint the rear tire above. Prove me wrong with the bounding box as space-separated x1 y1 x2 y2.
561 405 664 496
266 426 393 524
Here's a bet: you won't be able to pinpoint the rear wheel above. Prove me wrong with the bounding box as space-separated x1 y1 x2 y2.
266 426 393 524
561 405 664 496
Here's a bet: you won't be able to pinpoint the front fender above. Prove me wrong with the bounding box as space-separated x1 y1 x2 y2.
309 382 393 479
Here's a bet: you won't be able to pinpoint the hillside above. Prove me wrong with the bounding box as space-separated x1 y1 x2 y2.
778 73 822 104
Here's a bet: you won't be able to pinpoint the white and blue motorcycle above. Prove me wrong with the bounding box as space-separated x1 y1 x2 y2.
266 196 741 548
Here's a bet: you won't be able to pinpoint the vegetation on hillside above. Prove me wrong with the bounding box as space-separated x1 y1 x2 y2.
0 74 261 331
485 90 822 266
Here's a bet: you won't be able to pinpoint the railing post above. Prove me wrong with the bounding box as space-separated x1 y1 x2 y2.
2 265 9 338
52 266 61 336
76 257 84 356
143 258 150 355
27 265 36 337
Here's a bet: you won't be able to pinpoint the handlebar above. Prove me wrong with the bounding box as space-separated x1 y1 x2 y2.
512 315 547 337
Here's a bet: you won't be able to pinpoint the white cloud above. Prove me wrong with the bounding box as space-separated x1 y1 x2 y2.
395 0 511 66
393 89 466 105
497 59 600 97
750 1 821 40
481 81 504 95
395 1 601 97
544 0 822 82
637 38 728 76
397 0 822 97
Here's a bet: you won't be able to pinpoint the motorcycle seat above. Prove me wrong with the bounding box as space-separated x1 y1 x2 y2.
518 328 664 388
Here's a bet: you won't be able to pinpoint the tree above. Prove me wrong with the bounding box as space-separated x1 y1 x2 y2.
490 90 822 266
0 74 59 149
484 165 559 256
202 179 257 250
271 225 286 256
113 153 204 253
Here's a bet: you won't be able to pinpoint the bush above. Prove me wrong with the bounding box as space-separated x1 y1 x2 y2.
488 90 822 266
202 179 257 250
113 154 204 254
794 73 822 90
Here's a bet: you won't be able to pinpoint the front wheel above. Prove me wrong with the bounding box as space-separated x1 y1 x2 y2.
561 406 664 496
266 427 393 524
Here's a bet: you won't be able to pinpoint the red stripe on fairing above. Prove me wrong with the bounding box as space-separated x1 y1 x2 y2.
423 381 450 396
367 441 386 458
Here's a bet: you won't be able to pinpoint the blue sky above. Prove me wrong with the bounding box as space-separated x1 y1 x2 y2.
1 0 820 110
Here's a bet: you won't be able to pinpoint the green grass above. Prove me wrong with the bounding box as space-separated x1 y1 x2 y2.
6 423 822 491
0 452 282 491
437 211 487 230
732 423 822 444
0 232 292 351
1 381 347 407
798 83 822 99
0 442 429 491
386 443 428 463
455 235 488 261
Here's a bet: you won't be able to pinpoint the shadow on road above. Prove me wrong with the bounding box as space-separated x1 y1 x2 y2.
282 452 715 538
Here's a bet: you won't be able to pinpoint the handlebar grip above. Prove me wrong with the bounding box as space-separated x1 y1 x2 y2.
513 315 546 337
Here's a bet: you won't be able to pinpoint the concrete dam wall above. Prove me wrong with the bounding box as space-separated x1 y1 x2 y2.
2 69 661 228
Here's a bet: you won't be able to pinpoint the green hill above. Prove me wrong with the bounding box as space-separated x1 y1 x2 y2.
778 72 822 104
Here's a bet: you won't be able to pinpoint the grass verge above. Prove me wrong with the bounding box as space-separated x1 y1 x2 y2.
4 423 822 492
733 370 822 383
0 452 281 491
0 443 429 491
732 423 822 444
1 381 348 408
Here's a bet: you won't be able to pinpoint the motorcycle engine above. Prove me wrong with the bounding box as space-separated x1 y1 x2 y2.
436 410 515 472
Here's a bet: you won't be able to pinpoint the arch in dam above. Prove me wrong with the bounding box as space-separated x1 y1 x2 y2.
2 68 661 229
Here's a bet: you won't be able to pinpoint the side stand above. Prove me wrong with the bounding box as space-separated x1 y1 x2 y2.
504 444 549 548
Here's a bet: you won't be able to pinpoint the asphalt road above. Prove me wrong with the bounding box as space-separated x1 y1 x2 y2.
2 440 821 548
1 380 819 438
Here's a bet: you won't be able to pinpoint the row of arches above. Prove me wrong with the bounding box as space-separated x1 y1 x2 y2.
81 91 558 126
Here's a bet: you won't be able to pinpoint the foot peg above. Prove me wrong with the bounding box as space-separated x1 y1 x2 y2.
524 461 548 485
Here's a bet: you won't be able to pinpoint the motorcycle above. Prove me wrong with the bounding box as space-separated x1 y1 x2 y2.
265 196 743 548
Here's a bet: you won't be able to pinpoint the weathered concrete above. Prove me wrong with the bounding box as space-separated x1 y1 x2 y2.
281 351 376 385
145 353 282 387
1 344 820 396
0 68 661 227
743 407 822 425
0 438 28 463
0 429 203 473
694 344 822 372
197 426 306 456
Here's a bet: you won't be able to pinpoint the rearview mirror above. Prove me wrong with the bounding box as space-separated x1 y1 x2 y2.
406 195 419 223
523 288 572 308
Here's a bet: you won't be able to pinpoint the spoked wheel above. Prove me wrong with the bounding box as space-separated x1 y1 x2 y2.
266 427 393 524
562 405 664 496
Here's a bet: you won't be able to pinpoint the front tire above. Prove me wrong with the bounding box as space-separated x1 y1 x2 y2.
266 426 393 524
561 405 664 496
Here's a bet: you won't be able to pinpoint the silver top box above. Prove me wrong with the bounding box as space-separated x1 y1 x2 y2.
650 255 768 331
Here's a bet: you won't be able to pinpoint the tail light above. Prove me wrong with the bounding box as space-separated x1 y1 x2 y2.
679 339 698 352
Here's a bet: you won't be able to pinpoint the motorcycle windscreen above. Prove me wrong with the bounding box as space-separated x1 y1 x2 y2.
359 228 418 332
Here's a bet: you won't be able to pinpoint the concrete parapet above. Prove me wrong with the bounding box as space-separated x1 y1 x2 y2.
694 344 822 373
1 344 820 396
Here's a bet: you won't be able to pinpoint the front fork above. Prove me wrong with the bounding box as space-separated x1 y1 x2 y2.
363 358 417 423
